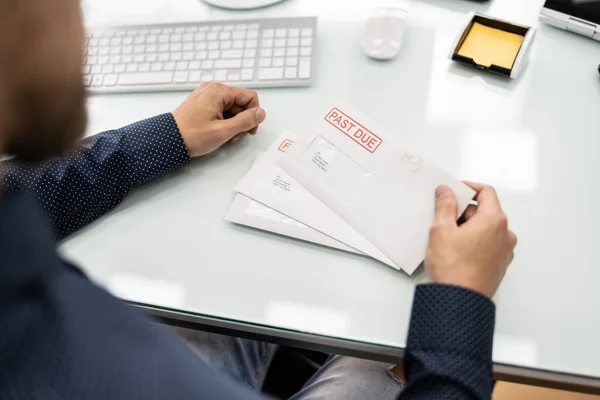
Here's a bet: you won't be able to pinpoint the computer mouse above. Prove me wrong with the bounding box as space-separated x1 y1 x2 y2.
362 7 408 60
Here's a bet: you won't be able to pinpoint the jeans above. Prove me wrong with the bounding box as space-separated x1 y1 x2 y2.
175 328 404 399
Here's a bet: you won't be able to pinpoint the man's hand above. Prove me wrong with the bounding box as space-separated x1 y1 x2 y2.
425 182 517 298
172 83 266 157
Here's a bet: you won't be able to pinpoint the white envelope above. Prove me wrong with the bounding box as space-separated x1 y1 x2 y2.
234 132 401 270
278 103 475 274
226 153 359 254
225 192 361 254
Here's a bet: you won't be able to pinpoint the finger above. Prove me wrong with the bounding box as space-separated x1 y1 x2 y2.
220 85 260 111
434 185 459 227
508 230 518 249
229 132 247 144
218 107 266 139
459 204 477 224
463 181 502 213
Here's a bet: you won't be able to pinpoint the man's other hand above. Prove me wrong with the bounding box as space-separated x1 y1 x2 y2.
425 182 518 299
172 83 266 157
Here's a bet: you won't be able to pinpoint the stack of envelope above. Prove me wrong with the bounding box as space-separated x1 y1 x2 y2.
225 103 474 275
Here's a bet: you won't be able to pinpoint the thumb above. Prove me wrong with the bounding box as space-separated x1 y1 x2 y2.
434 185 458 226
218 107 266 140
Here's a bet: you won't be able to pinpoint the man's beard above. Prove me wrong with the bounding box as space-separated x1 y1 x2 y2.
5 78 87 164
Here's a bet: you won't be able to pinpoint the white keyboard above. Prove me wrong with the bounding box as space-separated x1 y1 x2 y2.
84 17 317 94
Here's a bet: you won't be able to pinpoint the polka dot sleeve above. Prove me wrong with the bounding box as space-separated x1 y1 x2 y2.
1 113 190 240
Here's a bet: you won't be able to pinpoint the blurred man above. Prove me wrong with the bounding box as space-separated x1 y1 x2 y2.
0 0 516 399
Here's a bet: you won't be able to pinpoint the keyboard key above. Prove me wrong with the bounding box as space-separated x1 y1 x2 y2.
189 71 202 82
139 63 151 72
236 24 247 30
110 46 122 55
98 56 109 65
174 71 189 83
260 48 272 58
287 47 299 56
91 65 103 74
300 47 312 56
288 28 300 37
215 70 228 81
221 41 232 50
220 31 231 40
273 57 284 67
158 53 170 61
90 38 100 46
202 60 214 69
262 29 274 38
100 38 110 46
198 26 210 32
111 37 122 45
122 46 134 54
164 28 174 34
285 67 297 79
164 62 176 71
92 75 104 86
83 65 91 74
147 35 158 44
244 49 256 58
249 24 260 30
159 44 169 52
301 38 312 47
208 50 220 59
242 69 254 80
159 34 169 43
134 45 145 53
149 44 159 53
302 28 313 37
115 64 126 73
299 57 311 78
87 56 98 65
259 58 272 67
211 25 223 32
224 25 235 31
146 53 158 62
274 39 286 47
183 33 194 42
186 26 198 33
286 57 298 66
183 51 194 60
171 43 182 52
176 61 188 70
134 36 145 44
126 64 139 73
195 32 206 41
288 38 300 47
102 65 114 73
276 29 287 38
247 30 259 39
222 50 243 59
207 32 218 41
243 59 255 68
170 52 183 61
196 51 207 60
175 27 186 34
261 39 273 48
258 67 284 80
88 47 99 55
171 34 182 42
151 62 163 72
151 28 162 35
126 29 138 36
202 73 214 82
233 40 244 49
99 47 110 55
104 74 118 86
215 59 242 69
233 31 246 40
83 75 92 87
189 61 201 70
246 40 257 48
118 72 173 86
139 29 150 35
274 48 285 57
122 55 133 63
208 42 219 50
134 54 145 62
183 43 194 51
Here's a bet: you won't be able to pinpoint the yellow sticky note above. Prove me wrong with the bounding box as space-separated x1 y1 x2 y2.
457 22 524 69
